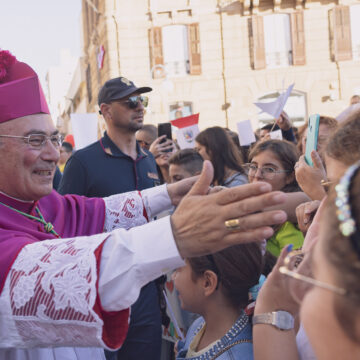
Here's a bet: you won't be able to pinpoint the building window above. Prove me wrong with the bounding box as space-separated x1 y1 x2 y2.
350 4 360 60
249 11 305 70
162 25 189 77
169 102 193 120
149 24 201 78
264 14 292 68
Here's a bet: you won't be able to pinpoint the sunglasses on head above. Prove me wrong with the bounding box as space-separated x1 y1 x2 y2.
117 95 149 109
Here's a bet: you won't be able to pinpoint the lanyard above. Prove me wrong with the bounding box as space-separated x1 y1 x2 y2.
0 201 60 238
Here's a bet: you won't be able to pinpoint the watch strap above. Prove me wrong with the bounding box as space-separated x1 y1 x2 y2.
252 311 294 330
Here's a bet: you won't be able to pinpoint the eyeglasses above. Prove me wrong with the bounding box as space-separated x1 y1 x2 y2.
0 134 64 149
244 163 291 180
115 95 149 109
279 250 347 303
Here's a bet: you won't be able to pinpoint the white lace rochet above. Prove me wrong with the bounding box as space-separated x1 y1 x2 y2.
0 191 149 349
103 191 148 231
0 234 107 348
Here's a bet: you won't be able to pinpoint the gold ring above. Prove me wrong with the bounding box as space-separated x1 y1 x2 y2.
225 218 241 231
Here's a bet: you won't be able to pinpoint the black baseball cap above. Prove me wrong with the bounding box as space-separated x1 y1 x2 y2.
98 77 152 106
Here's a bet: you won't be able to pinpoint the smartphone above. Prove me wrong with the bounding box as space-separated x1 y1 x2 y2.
157 123 172 152
158 123 172 140
305 114 320 166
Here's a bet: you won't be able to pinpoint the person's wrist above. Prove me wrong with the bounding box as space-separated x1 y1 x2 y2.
169 215 185 258
166 183 174 205
255 301 298 317
253 311 295 331
254 302 275 315
280 123 291 131
308 186 326 201
255 292 299 317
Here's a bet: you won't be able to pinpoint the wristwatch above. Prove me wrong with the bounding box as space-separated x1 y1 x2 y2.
252 311 294 331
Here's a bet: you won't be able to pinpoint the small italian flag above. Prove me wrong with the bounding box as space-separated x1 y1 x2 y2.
170 114 200 149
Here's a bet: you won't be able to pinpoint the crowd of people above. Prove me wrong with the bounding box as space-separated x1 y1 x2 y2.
0 49 359 360
137 111 360 360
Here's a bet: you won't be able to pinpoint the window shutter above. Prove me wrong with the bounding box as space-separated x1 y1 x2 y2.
249 16 266 70
148 27 165 79
290 11 306 65
188 23 202 75
332 6 352 61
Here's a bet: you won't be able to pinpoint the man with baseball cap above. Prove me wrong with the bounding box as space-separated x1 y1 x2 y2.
59 77 163 359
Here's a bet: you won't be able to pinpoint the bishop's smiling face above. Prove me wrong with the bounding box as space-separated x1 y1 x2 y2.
0 113 59 201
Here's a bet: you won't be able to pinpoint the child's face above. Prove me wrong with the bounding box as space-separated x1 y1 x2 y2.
172 261 204 313
169 164 193 183
249 150 293 191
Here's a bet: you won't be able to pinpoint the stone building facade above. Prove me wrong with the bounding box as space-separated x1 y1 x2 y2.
68 0 360 132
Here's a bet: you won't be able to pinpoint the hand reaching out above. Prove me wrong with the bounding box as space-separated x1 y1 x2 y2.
296 200 321 234
295 152 327 201
276 111 291 131
149 135 176 159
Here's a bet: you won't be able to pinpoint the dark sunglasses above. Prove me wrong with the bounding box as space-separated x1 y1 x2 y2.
118 95 149 109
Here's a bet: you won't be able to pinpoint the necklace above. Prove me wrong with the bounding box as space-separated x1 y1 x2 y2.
0 201 60 238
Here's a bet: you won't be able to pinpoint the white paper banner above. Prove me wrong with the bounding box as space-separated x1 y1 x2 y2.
176 124 200 149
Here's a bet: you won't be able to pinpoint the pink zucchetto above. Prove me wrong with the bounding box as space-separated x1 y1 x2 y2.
0 50 50 123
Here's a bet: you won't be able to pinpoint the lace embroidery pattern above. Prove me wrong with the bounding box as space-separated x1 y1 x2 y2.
8 236 106 347
103 192 148 232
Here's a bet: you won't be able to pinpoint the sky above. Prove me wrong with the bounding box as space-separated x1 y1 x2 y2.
0 0 82 87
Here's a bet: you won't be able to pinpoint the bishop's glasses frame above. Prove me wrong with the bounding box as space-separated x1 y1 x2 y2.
0 134 64 149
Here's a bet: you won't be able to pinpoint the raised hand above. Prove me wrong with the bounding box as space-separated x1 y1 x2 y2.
171 161 288 258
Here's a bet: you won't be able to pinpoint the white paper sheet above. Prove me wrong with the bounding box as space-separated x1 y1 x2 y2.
237 120 256 146
269 129 283 140
254 83 295 119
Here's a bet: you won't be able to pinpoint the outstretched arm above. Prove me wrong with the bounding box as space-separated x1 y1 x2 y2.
253 246 300 360
0 161 288 351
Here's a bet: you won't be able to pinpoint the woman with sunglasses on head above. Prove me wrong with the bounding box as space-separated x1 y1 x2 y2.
253 112 360 360
173 242 263 360
246 140 304 257
195 127 247 187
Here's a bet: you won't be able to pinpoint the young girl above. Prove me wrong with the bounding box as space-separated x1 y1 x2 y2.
246 139 304 256
195 127 247 187
173 242 263 360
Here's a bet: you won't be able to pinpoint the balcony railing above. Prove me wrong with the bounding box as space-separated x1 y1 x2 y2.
265 50 293 68
164 60 189 77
